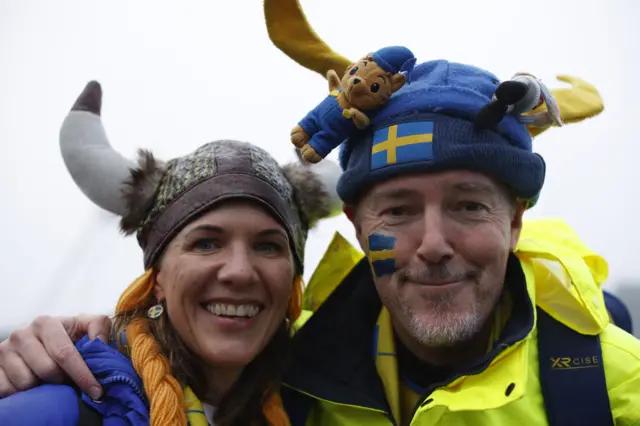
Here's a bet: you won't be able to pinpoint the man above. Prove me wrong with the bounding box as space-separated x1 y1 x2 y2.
274 61 640 426
2 58 640 426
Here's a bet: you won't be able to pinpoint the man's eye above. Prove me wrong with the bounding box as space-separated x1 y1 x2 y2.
457 202 487 212
382 206 414 218
388 206 409 216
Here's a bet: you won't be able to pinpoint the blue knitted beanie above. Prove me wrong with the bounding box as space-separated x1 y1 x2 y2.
337 59 546 204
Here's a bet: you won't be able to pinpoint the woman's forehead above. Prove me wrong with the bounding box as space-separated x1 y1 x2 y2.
183 200 285 234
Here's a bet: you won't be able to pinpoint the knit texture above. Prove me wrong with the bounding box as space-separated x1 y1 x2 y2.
337 60 546 204
132 140 308 271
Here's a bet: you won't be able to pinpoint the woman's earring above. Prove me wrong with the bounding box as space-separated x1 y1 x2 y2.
147 304 164 319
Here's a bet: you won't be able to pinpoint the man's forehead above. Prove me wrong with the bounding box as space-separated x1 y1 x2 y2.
366 171 504 200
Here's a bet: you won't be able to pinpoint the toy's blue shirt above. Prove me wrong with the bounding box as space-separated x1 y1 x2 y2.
0 335 149 426
298 90 358 157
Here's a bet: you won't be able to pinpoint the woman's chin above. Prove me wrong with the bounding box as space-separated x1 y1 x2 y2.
196 339 264 367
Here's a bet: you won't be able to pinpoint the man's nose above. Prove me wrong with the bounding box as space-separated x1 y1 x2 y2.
415 209 454 263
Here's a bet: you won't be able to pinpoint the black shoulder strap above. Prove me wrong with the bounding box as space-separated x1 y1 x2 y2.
76 392 103 426
536 307 613 426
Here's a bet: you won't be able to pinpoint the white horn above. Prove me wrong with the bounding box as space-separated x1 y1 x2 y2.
59 81 135 216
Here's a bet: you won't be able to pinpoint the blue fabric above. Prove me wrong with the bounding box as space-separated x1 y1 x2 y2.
337 60 545 204
0 384 81 425
371 46 416 74
298 92 357 158
603 290 634 334
536 307 613 426
0 335 149 426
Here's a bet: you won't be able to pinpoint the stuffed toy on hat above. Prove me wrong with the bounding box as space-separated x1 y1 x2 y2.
475 72 563 129
265 0 605 140
291 46 416 164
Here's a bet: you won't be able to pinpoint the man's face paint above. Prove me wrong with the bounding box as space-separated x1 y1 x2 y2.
366 232 397 277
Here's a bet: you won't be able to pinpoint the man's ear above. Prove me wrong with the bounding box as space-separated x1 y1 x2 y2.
344 204 363 242
509 201 527 251
390 73 406 93
343 204 355 222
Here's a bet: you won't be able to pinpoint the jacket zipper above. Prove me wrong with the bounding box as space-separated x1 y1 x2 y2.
98 374 148 407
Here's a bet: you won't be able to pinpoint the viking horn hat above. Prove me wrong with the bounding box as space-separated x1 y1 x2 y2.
60 81 343 271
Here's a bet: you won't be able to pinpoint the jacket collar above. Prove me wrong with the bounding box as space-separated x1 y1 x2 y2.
284 254 535 413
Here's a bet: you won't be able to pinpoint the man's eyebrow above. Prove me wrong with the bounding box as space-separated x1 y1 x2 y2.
452 182 499 195
376 187 421 198
371 188 421 204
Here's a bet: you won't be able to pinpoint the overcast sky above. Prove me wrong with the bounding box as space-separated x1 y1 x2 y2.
0 0 638 331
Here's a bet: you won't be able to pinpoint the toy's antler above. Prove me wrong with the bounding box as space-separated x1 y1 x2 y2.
264 0 351 78
529 75 604 137
264 0 605 136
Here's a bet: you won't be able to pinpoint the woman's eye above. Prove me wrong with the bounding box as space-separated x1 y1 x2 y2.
256 242 283 255
193 239 218 252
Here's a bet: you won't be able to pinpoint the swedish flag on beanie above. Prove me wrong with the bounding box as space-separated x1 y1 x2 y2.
337 60 546 204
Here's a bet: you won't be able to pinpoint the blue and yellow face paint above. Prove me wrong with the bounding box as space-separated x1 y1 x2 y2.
366 232 397 278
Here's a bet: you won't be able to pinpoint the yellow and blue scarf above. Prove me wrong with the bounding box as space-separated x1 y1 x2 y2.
184 386 211 426
373 294 512 425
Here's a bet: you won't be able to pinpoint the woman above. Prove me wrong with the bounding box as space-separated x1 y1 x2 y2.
0 81 342 426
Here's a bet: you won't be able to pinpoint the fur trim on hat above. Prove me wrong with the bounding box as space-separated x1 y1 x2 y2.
119 149 166 235
282 152 343 228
